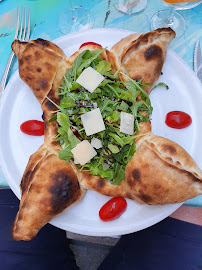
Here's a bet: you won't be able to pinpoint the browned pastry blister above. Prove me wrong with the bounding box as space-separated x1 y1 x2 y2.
12 39 66 104
13 152 83 241
71 161 125 198
11 29 202 241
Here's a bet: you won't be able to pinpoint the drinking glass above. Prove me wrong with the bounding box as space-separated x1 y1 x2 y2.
150 0 202 38
113 0 148 15
58 2 94 35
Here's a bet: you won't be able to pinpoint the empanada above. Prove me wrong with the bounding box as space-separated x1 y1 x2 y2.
106 27 176 93
11 39 86 240
124 135 202 204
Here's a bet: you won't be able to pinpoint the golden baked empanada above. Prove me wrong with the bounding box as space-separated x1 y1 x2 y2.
13 151 84 241
124 135 202 204
12 39 85 241
106 28 176 93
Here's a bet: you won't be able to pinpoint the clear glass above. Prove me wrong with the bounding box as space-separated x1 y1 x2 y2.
162 0 202 9
58 6 94 35
113 0 148 15
150 0 202 38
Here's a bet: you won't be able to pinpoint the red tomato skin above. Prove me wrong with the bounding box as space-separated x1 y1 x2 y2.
20 120 44 136
79 42 102 49
165 111 192 129
99 197 127 222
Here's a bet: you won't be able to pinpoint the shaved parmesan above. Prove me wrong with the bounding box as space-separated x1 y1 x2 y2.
91 137 102 149
93 102 97 109
76 67 104 93
81 108 105 136
120 111 134 135
71 140 97 166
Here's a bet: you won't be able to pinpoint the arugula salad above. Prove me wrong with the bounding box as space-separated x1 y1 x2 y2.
51 48 154 185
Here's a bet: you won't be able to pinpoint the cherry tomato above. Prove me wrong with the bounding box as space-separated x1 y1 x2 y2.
99 197 127 222
20 120 44 136
79 42 102 49
165 111 192 129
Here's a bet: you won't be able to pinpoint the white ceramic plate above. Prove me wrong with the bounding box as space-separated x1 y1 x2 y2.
0 28 202 237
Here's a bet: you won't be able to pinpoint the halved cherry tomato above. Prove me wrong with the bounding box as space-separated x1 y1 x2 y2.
20 120 44 136
99 197 127 222
79 42 102 49
165 111 192 129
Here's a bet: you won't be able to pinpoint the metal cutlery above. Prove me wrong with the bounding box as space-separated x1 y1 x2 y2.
194 40 202 84
0 7 30 99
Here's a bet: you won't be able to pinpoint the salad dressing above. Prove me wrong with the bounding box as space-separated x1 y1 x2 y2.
70 126 83 141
